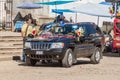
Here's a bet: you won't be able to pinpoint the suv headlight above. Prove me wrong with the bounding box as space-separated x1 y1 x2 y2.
51 43 64 48
25 42 31 48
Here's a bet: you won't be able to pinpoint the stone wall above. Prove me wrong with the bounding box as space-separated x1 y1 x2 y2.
0 0 6 24
12 0 50 21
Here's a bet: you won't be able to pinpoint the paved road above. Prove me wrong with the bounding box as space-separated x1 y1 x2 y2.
0 53 120 80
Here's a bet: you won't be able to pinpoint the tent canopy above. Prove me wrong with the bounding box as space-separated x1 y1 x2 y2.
51 2 112 17
52 9 74 14
71 2 112 17
99 1 112 5
17 2 43 9
35 0 77 5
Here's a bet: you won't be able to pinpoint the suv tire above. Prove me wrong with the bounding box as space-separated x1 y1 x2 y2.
90 47 101 64
62 49 73 68
26 57 37 66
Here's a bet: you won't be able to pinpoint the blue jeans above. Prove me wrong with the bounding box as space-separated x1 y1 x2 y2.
22 51 26 62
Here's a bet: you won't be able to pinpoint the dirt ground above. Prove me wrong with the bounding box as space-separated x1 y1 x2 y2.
0 53 120 80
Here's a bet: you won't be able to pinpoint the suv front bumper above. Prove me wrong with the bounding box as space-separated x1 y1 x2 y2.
24 48 64 60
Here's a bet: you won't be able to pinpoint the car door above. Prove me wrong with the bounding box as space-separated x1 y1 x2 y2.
74 24 89 58
86 24 99 56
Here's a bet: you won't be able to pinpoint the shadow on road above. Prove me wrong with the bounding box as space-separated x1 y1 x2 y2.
75 60 91 65
103 52 120 57
17 59 92 68
18 62 62 68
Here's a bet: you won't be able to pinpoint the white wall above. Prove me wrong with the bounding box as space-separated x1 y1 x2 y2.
0 0 6 22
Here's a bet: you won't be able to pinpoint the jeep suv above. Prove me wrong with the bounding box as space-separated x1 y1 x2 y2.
24 22 104 67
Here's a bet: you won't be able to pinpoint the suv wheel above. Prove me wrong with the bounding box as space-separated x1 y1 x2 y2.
26 57 37 66
62 49 73 68
90 47 101 64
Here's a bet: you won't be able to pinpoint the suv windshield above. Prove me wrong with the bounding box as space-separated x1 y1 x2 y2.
55 25 78 34
40 24 78 36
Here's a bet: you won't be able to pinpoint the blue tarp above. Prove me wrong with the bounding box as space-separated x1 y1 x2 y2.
52 9 74 14
99 2 112 5
35 0 77 5
14 21 25 31
17 2 43 9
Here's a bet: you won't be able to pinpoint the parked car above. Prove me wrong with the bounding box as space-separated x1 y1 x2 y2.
23 22 104 67
104 34 118 53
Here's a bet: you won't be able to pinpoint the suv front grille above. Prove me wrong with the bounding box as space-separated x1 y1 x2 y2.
30 54 56 59
31 42 51 50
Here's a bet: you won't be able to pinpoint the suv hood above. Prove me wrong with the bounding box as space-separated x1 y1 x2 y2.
27 35 75 42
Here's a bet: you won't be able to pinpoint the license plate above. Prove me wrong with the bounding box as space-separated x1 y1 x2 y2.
36 51 43 55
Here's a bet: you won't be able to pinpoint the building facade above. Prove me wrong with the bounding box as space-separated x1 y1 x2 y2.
0 0 51 30
0 0 6 26
0 0 12 29
12 0 50 19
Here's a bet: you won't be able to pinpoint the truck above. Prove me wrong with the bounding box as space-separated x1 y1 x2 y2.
24 22 104 67
105 0 120 56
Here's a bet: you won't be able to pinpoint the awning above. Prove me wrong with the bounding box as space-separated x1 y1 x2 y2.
17 2 43 9
71 2 112 17
35 0 77 5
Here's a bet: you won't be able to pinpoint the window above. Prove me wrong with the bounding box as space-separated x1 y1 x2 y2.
116 23 120 30
54 26 63 33
116 23 120 33
63 24 78 34
78 24 97 35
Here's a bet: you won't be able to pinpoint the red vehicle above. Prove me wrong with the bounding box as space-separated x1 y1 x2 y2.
113 18 120 48
105 0 120 56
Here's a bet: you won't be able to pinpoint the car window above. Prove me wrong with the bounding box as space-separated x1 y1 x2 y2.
78 25 86 35
72 25 78 31
96 26 102 34
78 24 97 35
115 23 120 33
86 24 97 34
63 24 78 34
54 27 63 33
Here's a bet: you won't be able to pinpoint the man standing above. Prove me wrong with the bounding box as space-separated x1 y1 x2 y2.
21 18 33 62
21 18 33 38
